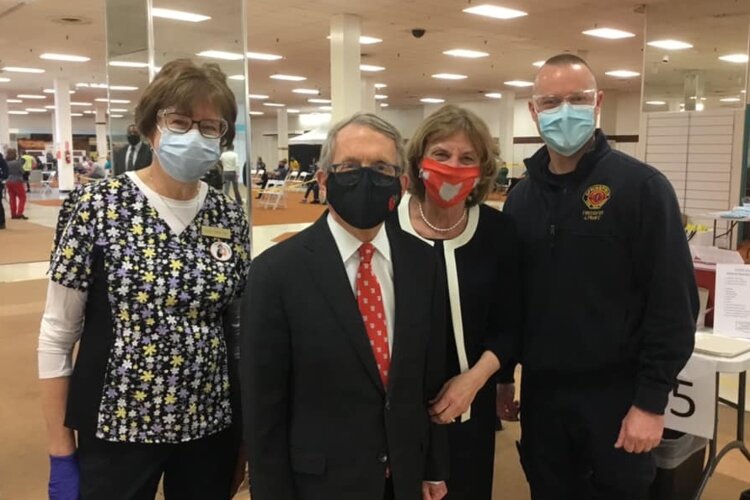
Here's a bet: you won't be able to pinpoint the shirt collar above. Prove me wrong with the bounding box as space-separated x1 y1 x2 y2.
327 213 391 264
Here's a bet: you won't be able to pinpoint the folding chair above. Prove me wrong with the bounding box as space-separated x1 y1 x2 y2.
258 179 288 209
41 171 57 194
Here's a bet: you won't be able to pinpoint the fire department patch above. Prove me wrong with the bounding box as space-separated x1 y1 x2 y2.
583 184 611 210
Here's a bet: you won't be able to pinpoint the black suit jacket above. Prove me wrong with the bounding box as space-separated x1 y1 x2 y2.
112 142 152 176
240 215 449 500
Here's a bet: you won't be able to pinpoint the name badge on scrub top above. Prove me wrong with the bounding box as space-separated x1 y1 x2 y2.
201 226 231 240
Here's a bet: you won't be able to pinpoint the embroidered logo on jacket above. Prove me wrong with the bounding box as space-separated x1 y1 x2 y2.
582 184 611 221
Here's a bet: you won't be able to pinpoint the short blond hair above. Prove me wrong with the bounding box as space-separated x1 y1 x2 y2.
406 105 497 206
135 59 237 148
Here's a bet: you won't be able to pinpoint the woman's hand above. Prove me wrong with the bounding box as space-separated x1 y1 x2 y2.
429 371 483 424
49 453 80 500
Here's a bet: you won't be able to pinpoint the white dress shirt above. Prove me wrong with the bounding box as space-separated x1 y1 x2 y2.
220 151 239 172
126 141 142 171
327 214 395 351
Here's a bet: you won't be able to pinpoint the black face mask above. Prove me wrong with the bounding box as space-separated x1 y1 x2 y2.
127 134 141 146
326 168 402 230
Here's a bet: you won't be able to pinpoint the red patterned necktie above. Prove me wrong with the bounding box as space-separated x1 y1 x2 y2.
357 242 390 388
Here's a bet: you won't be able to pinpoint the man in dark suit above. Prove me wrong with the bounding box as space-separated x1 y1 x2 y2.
240 113 449 500
112 124 152 175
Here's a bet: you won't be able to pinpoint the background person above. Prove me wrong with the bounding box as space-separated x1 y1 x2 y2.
38 58 251 500
220 144 242 202
395 105 522 499
113 124 153 175
5 148 28 220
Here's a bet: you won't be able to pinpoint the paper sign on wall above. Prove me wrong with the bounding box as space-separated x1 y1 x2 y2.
664 355 716 440
714 265 750 340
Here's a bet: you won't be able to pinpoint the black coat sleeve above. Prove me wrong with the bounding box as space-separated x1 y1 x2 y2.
496 198 521 384
424 258 450 482
632 173 698 414
239 254 297 500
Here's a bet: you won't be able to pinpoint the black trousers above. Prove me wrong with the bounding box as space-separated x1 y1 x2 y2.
520 369 655 500
0 182 5 226
304 181 319 201
77 428 238 500
383 478 395 500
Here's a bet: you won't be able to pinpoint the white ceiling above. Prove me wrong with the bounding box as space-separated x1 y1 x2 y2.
0 0 747 121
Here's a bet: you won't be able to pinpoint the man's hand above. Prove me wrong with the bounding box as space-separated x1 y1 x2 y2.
496 383 520 421
614 406 664 453
429 372 482 424
422 481 448 500
229 445 247 498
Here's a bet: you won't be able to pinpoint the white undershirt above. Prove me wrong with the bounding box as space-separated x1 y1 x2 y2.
326 214 395 351
37 173 208 378
220 151 239 173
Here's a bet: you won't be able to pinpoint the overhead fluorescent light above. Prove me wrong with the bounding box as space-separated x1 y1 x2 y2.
248 94 269 100
504 80 534 87
485 92 503 99
360 64 385 72
647 40 693 50
307 98 331 104
582 28 635 39
375 94 388 100
246 51 283 61
70 102 92 106
26 108 47 112
359 36 383 45
109 85 138 91
420 97 445 103
719 53 749 64
374 83 387 89
443 49 489 58
696 102 705 112
109 61 149 68
94 98 131 103
380 103 389 108
196 50 244 61
229 74 245 80
606 70 640 78
44 105 56 109
270 74 307 81
263 102 286 107
248 111 264 116
286 109 300 114
6 99 22 103
151 7 210 22
645 100 666 105
71 113 84 117
462 4 528 20
40 53 90 62
0 77 9 82
8 110 28 115
3 66 45 74
110 108 128 112
83 110 96 114
43 89 75 94
17 94 46 99
75 82 107 89
532 60 545 67
432 73 468 80
110 114 125 118
742 90 747 94
720 97 741 103
319 105 333 111
293 88 319 95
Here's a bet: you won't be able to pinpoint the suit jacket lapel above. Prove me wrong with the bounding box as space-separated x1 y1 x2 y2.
305 216 385 393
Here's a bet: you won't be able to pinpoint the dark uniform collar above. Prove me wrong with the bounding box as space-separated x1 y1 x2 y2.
525 129 611 188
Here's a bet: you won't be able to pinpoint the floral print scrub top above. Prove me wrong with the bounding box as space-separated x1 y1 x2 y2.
50 175 251 443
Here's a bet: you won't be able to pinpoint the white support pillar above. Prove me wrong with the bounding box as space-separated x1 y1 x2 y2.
361 78 376 114
0 92 9 151
54 78 75 191
330 14 362 124
277 108 288 164
95 105 108 165
497 91 516 169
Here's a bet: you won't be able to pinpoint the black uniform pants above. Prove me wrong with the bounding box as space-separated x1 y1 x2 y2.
77 427 239 500
519 369 655 500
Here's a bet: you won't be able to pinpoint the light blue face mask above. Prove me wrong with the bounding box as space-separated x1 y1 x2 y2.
156 128 220 183
537 103 596 157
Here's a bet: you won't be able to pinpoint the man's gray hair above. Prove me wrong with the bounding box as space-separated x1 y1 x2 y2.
319 113 406 172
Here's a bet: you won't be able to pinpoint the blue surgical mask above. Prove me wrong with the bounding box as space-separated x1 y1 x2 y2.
156 128 220 183
537 103 596 157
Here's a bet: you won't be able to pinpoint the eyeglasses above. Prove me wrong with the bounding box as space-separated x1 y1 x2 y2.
157 109 229 139
330 161 402 186
532 89 597 112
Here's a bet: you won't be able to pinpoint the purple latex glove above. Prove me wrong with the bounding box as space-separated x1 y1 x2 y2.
49 454 80 500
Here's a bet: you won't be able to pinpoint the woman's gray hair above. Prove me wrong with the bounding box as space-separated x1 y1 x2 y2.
319 113 406 172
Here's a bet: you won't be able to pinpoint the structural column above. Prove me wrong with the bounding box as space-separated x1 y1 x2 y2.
54 78 75 192
95 105 108 165
277 108 288 165
497 91 516 171
361 78 376 114
330 14 362 124
0 92 9 151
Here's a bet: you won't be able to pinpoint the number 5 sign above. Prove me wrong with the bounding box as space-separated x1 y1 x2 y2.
664 356 716 439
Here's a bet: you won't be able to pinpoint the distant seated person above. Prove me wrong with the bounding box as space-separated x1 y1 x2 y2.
86 161 107 179
273 158 289 179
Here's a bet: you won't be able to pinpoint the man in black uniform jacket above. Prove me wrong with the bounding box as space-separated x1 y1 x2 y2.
501 54 698 499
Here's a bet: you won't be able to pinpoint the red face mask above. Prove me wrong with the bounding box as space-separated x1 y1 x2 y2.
420 157 481 208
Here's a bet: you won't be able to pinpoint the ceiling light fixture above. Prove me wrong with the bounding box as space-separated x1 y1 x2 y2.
110 114 125 118
6 99 22 103
110 108 128 112
443 49 489 58
17 94 46 99
420 97 445 103
248 111 264 116
196 50 244 61
286 109 300 114
246 51 283 60
375 94 388 100
645 100 666 105
109 61 149 68
94 98 131 103
229 75 245 80
109 85 138 91
719 53 749 64
326 35 383 45
532 60 545 67
432 73 468 80
360 64 385 72
374 83 387 89
43 89 75 94
270 74 307 81
647 40 693 50
151 7 210 22
71 113 83 117
293 89 320 95
380 103 389 108
248 94 269 100
70 102 92 106
0 77 9 83
485 92 503 99
40 53 90 62
3 66 45 74
263 102 286 107
720 97 741 103
606 70 641 78
26 108 47 112
462 4 528 20
319 105 333 111
307 98 331 104
504 80 534 87
45 105 56 109
8 111 29 115
582 28 635 39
